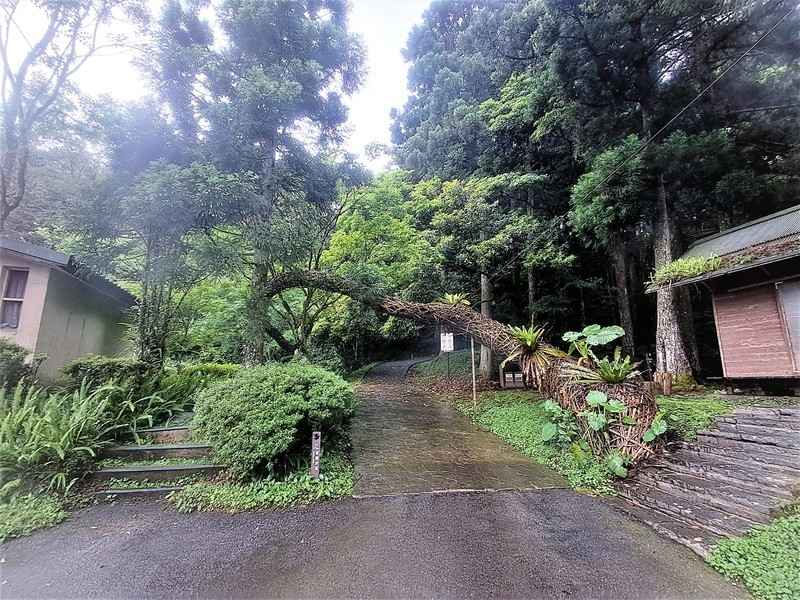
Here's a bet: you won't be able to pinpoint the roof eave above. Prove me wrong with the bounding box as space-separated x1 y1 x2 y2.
645 249 800 294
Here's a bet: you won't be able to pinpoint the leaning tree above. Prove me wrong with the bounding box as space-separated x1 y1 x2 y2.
256 270 660 465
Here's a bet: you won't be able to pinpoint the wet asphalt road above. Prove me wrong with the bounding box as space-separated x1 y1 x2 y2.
2 489 743 599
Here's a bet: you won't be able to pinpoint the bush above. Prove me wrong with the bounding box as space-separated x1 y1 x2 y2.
158 362 240 407
0 492 66 541
0 338 31 389
62 355 151 385
193 363 357 479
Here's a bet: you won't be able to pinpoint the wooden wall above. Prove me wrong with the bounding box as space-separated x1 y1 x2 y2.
713 283 798 378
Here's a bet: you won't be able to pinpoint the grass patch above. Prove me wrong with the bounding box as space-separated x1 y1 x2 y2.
0 493 67 542
103 475 204 489
167 452 354 513
346 362 381 383
97 456 211 468
708 511 800 600
415 350 471 378
650 255 722 286
657 394 732 440
457 391 616 495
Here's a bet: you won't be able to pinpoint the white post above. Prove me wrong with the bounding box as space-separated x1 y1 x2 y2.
470 336 477 408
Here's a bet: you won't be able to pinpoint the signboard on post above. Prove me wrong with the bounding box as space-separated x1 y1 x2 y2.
310 431 321 479
440 332 454 353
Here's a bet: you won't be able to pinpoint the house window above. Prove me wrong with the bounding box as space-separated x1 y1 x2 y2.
1 269 28 328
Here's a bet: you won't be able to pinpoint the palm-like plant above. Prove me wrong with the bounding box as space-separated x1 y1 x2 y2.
503 325 564 388
437 292 471 306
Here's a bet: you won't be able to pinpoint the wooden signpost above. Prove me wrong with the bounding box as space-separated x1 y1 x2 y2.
310 431 321 479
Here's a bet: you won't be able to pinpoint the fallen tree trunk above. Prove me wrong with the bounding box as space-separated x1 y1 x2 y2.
258 270 658 463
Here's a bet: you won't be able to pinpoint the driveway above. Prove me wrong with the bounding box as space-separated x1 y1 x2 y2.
352 360 566 495
1 360 744 599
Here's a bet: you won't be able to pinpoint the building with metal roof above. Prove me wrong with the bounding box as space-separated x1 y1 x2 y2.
1 237 135 380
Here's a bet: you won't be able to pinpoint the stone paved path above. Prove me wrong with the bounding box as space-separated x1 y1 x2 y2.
351 359 568 496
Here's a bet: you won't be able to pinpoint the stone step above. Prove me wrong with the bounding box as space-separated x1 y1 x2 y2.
92 486 183 500
135 425 192 444
617 481 761 537
101 443 212 460
93 463 223 482
730 407 800 419
635 469 776 523
688 436 800 470
605 497 722 559
659 452 798 501
712 421 800 443
718 415 800 431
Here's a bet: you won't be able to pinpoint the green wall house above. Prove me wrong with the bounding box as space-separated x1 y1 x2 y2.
0 237 135 381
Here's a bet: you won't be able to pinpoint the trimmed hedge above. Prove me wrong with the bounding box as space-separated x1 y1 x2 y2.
193 363 357 479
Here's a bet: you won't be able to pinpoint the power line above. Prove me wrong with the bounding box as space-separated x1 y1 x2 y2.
488 4 796 284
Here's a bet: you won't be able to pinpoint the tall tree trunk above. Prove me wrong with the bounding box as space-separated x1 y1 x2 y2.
654 174 699 378
609 232 635 355
479 269 494 380
526 201 537 326
245 134 278 364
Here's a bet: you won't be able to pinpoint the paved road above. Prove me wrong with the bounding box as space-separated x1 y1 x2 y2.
2 490 742 599
2 360 744 599
352 360 566 495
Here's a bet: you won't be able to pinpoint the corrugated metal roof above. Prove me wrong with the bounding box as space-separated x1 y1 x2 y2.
0 236 69 265
683 204 800 258
1 237 135 307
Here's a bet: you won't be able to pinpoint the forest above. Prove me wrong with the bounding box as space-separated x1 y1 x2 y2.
3 0 800 382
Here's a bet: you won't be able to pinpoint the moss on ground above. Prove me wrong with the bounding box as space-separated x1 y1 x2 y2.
456 390 616 495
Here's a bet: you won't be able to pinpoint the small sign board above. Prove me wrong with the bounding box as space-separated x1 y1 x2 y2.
440 332 454 352
310 431 321 479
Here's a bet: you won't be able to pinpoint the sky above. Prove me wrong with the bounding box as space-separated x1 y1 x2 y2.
68 0 433 172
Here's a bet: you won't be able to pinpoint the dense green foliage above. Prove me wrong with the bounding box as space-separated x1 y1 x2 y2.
709 514 800 600
0 338 32 390
657 395 732 441
168 452 354 513
193 364 357 479
0 492 67 542
0 383 123 493
63 355 152 388
415 350 472 378
460 391 615 495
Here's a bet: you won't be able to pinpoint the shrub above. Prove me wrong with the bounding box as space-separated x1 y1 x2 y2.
0 338 32 389
62 355 151 385
0 382 122 492
158 362 240 407
193 363 357 479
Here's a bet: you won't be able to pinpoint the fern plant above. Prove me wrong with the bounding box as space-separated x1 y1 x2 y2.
561 347 641 384
437 292 471 306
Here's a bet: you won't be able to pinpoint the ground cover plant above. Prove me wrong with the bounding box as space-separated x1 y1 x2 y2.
708 509 800 600
649 255 723 287
193 363 357 479
0 491 67 542
168 452 354 513
657 394 732 440
456 390 616 495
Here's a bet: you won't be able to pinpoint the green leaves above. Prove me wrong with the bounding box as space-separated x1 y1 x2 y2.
604 451 628 478
585 411 608 432
540 422 559 442
586 390 607 407
642 413 669 443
